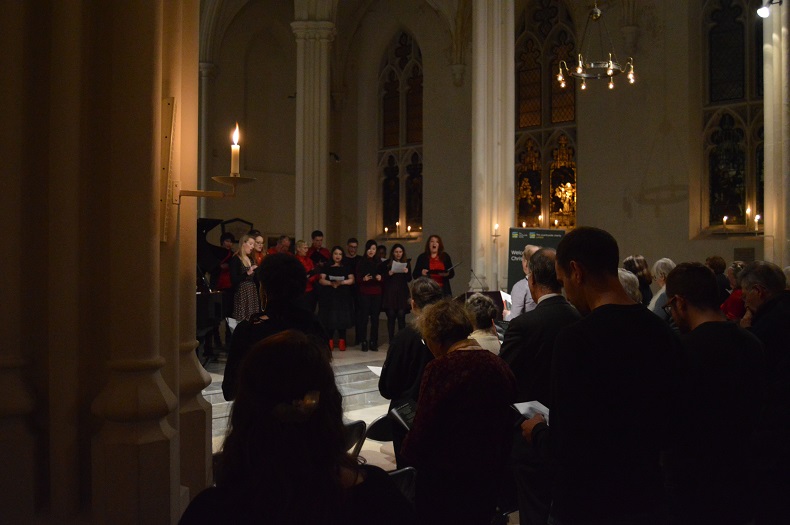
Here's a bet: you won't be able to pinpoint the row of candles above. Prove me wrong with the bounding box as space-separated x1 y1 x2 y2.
722 206 761 232
384 222 421 237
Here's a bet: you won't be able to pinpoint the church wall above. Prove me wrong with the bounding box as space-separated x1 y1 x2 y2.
575 1 763 283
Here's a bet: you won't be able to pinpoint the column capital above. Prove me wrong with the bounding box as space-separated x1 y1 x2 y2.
291 20 336 42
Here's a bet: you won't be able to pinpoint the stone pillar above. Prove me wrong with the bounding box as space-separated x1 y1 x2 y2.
90 1 180 522
471 0 515 290
0 2 36 522
198 62 217 219
291 20 335 241
763 4 789 267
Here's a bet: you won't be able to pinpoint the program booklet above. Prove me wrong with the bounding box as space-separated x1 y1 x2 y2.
389 400 417 431
512 400 550 424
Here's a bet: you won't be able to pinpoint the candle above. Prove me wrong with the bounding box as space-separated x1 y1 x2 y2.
539 214 543 222
494 223 499 234
407 225 411 233
554 219 559 227
230 123 240 175
384 227 388 234
723 216 728 228
755 214 760 232
746 206 751 219
522 222 526 228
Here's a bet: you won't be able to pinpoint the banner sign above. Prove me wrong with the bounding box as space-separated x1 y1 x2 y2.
507 228 565 292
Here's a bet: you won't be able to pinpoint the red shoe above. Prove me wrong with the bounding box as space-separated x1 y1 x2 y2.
338 339 347 351
329 339 335 350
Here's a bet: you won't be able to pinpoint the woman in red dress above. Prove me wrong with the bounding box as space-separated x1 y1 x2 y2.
412 235 455 297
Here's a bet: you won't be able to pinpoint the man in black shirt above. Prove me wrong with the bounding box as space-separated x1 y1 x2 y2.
663 262 765 525
521 227 681 525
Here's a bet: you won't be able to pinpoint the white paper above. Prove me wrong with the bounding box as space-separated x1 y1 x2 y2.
513 400 550 424
500 291 512 309
391 261 408 273
226 317 238 333
367 366 383 376
328 275 345 282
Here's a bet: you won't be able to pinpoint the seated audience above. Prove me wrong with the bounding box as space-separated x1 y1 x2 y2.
181 330 415 525
739 261 790 524
378 277 443 468
504 245 540 320
623 254 654 305
222 254 327 401
618 268 642 304
720 260 746 321
663 262 766 525
466 293 501 354
648 257 676 322
522 227 682 524
402 299 516 524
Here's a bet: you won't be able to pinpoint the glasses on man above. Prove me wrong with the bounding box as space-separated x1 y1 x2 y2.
662 295 678 316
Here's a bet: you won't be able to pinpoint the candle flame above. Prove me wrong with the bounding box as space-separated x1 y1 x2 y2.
522 222 526 228
755 214 760 221
746 206 751 215
494 223 499 231
232 123 240 145
723 216 728 222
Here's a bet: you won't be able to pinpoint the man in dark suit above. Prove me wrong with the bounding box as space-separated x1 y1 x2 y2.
500 247 581 525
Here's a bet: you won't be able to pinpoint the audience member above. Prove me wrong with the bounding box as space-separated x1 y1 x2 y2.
403 298 516 525
500 247 581 525
222 254 327 401
466 293 501 354
268 234 291 255
381 244 412 342
230 234 260 323
618 268 642 304
522 227 682 524
663 262 766 525
355 240 384 351
739 261 790 524
378 277 443 468
413 234 455 297
504 245 540 321
623 254 654 305
705 255 730 305
720 260 746 321
294 240 320 313
182 331 415 525
307 229 331 270
648 257 676 322
318 246 355 351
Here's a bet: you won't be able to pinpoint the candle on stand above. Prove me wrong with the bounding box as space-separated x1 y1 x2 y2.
230 123 240 175
407 225 411 234
522 221 526 228
755 214 760 232
746 206 751 220
396 221 400 236
494 223 499 235
723 216 728 230
384 227 388 236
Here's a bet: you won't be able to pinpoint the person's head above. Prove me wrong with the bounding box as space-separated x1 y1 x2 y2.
727 261 746 289
528 248 561 295
254 235 265 254
311 230 324 249
390 243 406 262
220 232 236 250
364 239 377 259
425 235 444 256
652 258 676 286
739 261 787 315
256 253 307 307
330 245 344 264
705 255 726 275
237 234 255 257
218 330 350 520
377 245 388 260
618 268 642 304
408 277 443 313
466 293 498 332
248 229 261 237
665 262 721 332
623 255 653 285
417 298 474 357
295 240 308 257
784 266 790 289
276 235 291 253
555 227 620 311
522 245 541 275
346 238 359 257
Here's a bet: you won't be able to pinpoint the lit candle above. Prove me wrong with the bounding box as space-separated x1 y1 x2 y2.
554 219 559 227
396 221 400 235
539 214 543 222
746 206 751 219
723 215 728 228
230 123 240 175
407 225 411 233
494 223 499 234
384 227 388 234
755 214 760 232
522 222 526 228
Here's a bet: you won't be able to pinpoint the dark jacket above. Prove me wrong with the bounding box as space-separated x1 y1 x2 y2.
412 252 455 297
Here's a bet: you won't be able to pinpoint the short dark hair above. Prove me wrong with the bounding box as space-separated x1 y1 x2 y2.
248 229 262 237
311 230 324 239
347 237 359 245
665 262 720 311
329 245 345 258
556 227 619 278
409 277 442 309
529 248 560 291
256 253 307 305
705 255 726 275
739 261 787 296
220 232 236 243
466 293 498 329
277 235 290 244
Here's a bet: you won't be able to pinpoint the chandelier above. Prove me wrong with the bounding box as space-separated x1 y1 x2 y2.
556 2 635 91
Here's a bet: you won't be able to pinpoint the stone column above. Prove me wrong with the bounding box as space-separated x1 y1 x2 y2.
763 5 789 267
291 20 335 241
198 61 217 218
90 1 180 522
471 0 515 290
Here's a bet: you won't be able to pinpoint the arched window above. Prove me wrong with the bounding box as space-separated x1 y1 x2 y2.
703 0 763 231
515 1 577 229
379 32 423 235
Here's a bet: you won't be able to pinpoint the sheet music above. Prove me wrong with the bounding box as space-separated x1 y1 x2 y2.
367 366 383 376
328 275 345 282
391 261 408 273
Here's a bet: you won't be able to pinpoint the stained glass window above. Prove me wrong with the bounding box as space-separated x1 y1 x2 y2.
379 32 423 234
515 0 577 229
